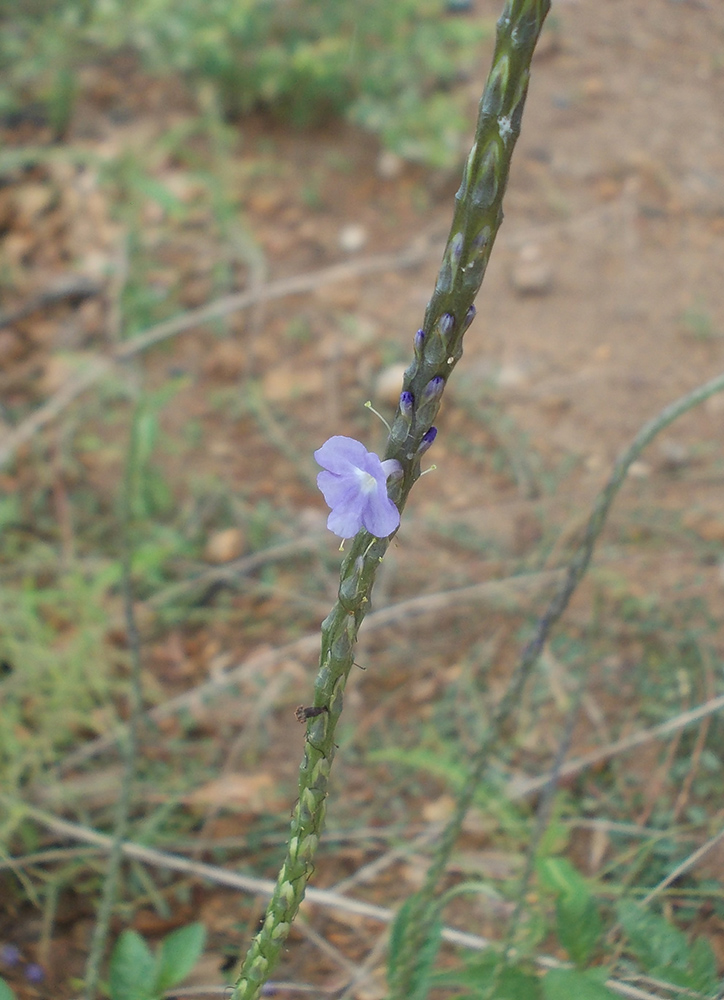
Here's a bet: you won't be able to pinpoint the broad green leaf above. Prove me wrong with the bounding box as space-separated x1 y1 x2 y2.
429 953 541 999
0 979 17 1000
387 897 443 1000
688 936 719 993
616 900 689 971
537 857 590 899
428 950 498 989
493 965 542 999
108 929 156 1000
538 857 602 966
542 968 617 1000
153 922 206 993
555 893 602 967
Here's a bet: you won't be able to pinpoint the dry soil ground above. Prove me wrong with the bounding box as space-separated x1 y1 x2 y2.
1 0 724 997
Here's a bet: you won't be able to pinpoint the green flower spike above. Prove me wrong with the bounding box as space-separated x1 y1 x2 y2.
232 3 551 998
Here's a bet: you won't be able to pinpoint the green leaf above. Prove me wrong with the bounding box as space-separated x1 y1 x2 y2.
0 979 17 1000
688 935 719 993
429 952 541 999
153 922 206 993
538 858 602 966
542 968 617 1000
616 900 690 972
537 857 590 898
555 894 602 968
134 411 158 468
108 929 156 1000
387 897 443 1000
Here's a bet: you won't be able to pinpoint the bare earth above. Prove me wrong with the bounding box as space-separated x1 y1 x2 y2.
1 0 724 995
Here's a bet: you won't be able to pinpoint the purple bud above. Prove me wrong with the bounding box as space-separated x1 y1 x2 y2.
1 944 20 967
422 376 445 402
463 304 476 329
25 963 45 983
418 427 438 456
439 313 455 338
413 328 425 355
399 390 414 417
472 226 491 252
450 231 464 262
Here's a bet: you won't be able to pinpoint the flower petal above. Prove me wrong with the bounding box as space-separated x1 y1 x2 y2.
327 500 365 538
380 458 402 479
361 489 400 537
314 435 369 474
316 470 360 508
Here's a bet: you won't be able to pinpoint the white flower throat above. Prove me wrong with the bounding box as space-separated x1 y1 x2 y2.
355 468 377 493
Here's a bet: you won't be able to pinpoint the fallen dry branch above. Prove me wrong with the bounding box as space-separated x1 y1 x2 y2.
53 569 562 775
8 802 666 1000
0 274 102 330
0 238 436 471
507 691 724 799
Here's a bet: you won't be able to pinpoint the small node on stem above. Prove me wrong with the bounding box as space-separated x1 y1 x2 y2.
295 705 329 723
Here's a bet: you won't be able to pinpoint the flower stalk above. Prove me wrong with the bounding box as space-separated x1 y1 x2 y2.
232 2 551 997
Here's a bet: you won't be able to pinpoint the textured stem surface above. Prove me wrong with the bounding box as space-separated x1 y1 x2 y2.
232 2 550 997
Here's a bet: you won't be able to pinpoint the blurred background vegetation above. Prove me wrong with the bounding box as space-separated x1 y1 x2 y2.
0 0 490 167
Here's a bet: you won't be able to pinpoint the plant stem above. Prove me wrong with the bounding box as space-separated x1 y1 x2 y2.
387 367 724 996
232 2 551 997
83 403 145 999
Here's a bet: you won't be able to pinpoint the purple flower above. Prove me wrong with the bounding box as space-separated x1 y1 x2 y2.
1 944 20 967
25 963 45 983
315 436 402 539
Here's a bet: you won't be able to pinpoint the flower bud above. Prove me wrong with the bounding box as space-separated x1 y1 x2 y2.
422 376 445 403
418 426 438 457
439 313 455 339
462 304 476 331
399 390 414 418
413 328 425 357
450 231 464 263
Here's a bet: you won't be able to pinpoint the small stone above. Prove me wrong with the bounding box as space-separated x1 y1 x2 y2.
628 461 651 478
422 794 456 823
338 224 367 253
510 243 554 296
658 439 689 471
204 527 245 564
376 151 404 180
374 364 407 407
496 363 528 388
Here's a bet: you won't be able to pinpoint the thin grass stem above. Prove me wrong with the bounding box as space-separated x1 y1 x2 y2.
386 367 724 995
83 400 146 999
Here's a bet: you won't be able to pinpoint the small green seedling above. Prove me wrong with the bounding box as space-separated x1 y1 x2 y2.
107 923 206 1000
